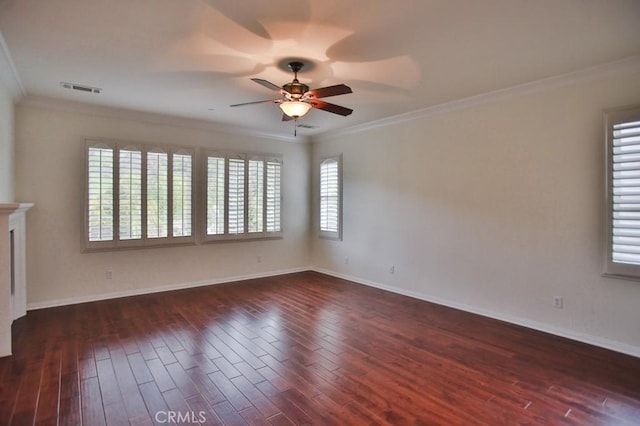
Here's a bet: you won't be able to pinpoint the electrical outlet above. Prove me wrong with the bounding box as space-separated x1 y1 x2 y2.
106 270 113 280
344 257 349 265
257 255 262 264
389 265 395 274
553 296 563 309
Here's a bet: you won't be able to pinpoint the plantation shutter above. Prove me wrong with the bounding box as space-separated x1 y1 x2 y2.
266 159 282 233
119 147 142 241
248 159 264 233
87 145 114 243
228 155 246 235
612 117 640 265
320 157 340 234
172 152 193 237
207 155 225 236
147 150 169 238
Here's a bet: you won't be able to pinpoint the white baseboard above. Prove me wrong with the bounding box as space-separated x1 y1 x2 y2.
311 267 640 359
26 266 311 311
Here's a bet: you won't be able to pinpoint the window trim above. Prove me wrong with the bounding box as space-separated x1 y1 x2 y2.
202 149 283 243
603 105 640 280
319 154 343 241
84 139 196 252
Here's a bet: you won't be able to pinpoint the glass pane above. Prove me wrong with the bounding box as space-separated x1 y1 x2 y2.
87 147 114 241
147 151 168 238
612 120 640 265
207 157 225 235
320 159 339 233
172 153 192 237
119 149 142 240
228 158 245 234
248 160 264 233
266 161 281 232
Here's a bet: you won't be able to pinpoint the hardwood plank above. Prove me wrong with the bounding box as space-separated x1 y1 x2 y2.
161 387 191 416
109 347 149 422
33 344 61 424
165 361 199 398
185 394 223 425
10 354 44 425
145 358 176 393
230 375 279 418
138 381 168 422
127 352 154 385
185 367 226 406
209 370 252 411
81 377 106 426
95 358 130 425
154 346 177 366
212 400 248 426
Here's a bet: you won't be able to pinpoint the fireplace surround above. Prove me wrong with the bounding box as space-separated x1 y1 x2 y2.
0 202 33 357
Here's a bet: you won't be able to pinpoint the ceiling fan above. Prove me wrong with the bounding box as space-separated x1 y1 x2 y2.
230 61 353 122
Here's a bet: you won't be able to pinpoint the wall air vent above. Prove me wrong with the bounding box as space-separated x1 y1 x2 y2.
60 82 101 94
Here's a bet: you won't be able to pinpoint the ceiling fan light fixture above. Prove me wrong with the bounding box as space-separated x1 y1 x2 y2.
279 101 312 119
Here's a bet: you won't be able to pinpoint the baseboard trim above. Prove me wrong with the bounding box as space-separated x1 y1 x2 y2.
27 267 311 311
310 267 640 359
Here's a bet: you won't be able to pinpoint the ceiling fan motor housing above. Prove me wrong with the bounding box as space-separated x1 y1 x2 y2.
283 61 309 99
282 81 309 98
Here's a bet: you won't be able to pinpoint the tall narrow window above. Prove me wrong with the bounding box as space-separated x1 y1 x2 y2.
266 159 282 233
248 159 264 233
228 157 246 235
147 150 169 238
207 156 225 236
320 155 342 239
119 148 142 241
204 151 282 241
87 145 114 243
173 152 192 237
604 105 640 279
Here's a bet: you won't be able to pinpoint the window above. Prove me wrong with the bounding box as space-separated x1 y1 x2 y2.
319 155 342 239
204 151 282 241
85 140 194 250
604 105 640 279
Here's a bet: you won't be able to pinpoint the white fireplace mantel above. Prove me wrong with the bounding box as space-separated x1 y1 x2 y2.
0 202 33 357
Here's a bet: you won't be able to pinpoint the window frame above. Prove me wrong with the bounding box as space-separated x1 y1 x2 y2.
603 105 640 280
319 154 343 240
84 139 196 251
202 149 283 243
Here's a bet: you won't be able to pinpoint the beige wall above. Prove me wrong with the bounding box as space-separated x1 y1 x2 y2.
15 105 311 306
0 81 13 202
311 71 640 356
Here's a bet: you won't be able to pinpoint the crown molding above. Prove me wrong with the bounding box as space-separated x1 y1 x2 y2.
314 56 640 143
0 29 25 101
18 95 309 144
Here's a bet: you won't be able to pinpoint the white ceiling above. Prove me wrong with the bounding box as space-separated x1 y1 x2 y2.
1 0 639 139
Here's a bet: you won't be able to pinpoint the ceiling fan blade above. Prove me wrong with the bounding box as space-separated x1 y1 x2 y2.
251 78 283 92
305 84 352 99
230 99 280 107
310 100 353 116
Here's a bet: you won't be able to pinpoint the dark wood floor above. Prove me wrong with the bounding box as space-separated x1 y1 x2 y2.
1 272 640 425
